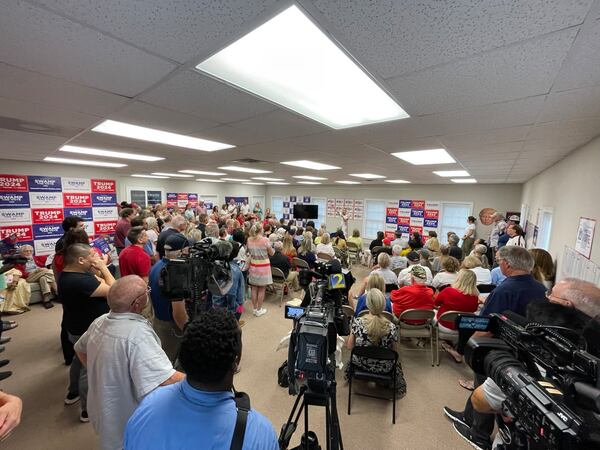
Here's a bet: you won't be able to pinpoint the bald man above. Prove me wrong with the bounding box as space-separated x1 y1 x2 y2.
74 275 184 450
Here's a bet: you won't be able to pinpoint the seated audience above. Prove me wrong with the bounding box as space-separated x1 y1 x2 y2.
390 245 408 271
469 244 490 269
424 230 440 253
15 245 56 309
529 248 555 292
353 274 392 317
418 249 434 273
347 229 363 251
408 231 424 250
432 245 450 274
435 269 479 332
124 309 279 449
490 265 506 285
345 288 407 396
371 253 400 287
0 265 31 314
269 241 299 291
316 233 335 259
281 235 297 264
297 234 316 269
369 231 384 251
431 256 460 289
390 266 434 319
390 230 404 247
461 256 492 285
397 251 433 286
74 276 184 450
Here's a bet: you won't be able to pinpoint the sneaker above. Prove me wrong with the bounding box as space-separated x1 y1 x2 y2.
452 422 491 450
443 406 468 427
255 308 268 317
80 410 90 423
252 309 258 317
64 392 80 405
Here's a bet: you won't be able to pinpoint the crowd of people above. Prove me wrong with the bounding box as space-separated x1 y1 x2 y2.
2 204 599 450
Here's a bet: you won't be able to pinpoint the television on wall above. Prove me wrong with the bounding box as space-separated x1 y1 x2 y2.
293 204 318 219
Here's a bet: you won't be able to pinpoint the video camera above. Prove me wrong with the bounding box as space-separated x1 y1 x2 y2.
159 238 232 318
459 313 600 449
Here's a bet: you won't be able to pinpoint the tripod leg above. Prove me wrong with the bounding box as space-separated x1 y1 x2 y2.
279 390 305 449
330 382 344 450
304 401 309 450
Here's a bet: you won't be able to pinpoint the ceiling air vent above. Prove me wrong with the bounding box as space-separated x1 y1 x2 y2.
232 158 268 164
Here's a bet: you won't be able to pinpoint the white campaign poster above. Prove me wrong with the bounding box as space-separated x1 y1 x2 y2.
327 199 336 217
92 207 118 220
61 177 91 192
0 208 32 224
335 199 344 214
29 192 63 208
353 199 364 220
343 199 354 219
575 217 596 259
34 237 59 256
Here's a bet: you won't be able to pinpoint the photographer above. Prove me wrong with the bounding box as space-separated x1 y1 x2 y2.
444 277 600 449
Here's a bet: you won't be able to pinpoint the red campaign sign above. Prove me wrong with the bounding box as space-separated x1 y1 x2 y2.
411 200 425 210
386 207 398 217
0 225 33 241
32 208 64 224
177 193 188 201
91 179 116 193
424 209 439 219
384 231 396 240
94 221 117 235
409 226 423 236
0 174 28 192
397 216 411 225
63 192 92 207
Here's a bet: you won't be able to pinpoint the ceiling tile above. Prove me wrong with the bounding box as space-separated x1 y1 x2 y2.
0 1 176 96
0 128 68 160
227 110 327 141
0 96 100 129
538 85 600 122
439 126 531 149
527 117 600 141
386 28 577 115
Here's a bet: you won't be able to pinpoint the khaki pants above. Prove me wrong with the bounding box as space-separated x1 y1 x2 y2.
153 318 183 364
286 271 299 290
26 268 55 295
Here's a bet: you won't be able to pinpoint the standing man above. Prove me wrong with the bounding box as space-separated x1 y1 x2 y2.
196 214 208 239
240 199 250 216
114 208 135 255
156 215 187 259
488 213 507 261
58 244 115 423
149 234 190 362
118 227 152 320
74 276 184 450
124 308 279 449
55 216 85 253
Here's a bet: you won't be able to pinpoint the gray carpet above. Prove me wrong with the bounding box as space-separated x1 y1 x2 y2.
1 264 473 449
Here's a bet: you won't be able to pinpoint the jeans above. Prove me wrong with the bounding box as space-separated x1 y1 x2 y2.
68 333 87 412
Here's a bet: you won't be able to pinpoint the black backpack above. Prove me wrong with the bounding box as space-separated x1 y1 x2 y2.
277 360 289 388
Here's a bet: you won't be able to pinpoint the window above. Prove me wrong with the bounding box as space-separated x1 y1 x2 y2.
312 197 326 229
440 202 472 244
271 196 284 219
363 199 386 239
127 186 164 207
537 209 553 250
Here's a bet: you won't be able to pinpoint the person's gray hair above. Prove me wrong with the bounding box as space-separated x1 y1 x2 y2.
273 241 283 251
419 248 431 260
19 244 33 252
377 252 390 269
392 244 402 256
497 245 534 272
205 222 219 238
171 215 187 230
145 217 158 230
559 278 600 320
448 234 460 245
474 244 487 254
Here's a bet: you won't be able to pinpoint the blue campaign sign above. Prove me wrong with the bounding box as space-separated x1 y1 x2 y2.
411 209 425 218
92 193 116 207
397 225 410 233
424 219 439 228
28 175 62 192
33 223 63 239
386 216 398 224
64 207 93 221
0 192 29 208
399 200 412 209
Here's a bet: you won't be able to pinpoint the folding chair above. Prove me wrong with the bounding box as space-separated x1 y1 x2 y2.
347 346 399 424
341 304 355 319
346 241 360 266
392 267 402 277
317 252 332 262
270 267 289 307
292 257 309 270
434 310 477 365
477 284 496 293
436 284 451 293
397 309 436 366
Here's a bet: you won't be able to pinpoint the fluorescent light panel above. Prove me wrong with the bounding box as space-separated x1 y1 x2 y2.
44 156 126 168
179 170 226 176
222 178 250 182
451 178 477 183
335 180 360 185
131 174 169 179
384 179 411 184
267 182 290 185
218 165 272 174
297 181 321 185
349 173 386 179
151 172 193 178
196 5 408 129
197 178 225 183
433 170 470 177
292 175 328 180
242 182 265 185
60 145 163 162
92 119 234 152
281 160 340 171
392 149 455 165
252 177 285 181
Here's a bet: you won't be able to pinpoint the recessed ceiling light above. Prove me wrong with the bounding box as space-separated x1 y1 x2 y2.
197 178 225 183
335 180 361 185
252 177 285 181
131 174 169 179
292 175 328 180
43 156 126 168
451 178 477 183
218 165 272 174
349 173 386 179
384 179 411 184
267 182 290 185
392 149 455 165
179 170 227 176
297 181 321 185
196 5 409 129
281 160 340 171
151 172 193 178
92 119 234 152
222 178 250 182
242 182 265 185
60 145 164 162
433 170 470 177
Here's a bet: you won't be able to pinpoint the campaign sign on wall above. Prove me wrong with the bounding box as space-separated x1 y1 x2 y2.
188 193 198 207
32 208 64 224
0 225 33 241
92 193 116 207
0 175 28 192
94 221 117 235
30 192 63 208
92 207 118 220
32 223 63 239
62 177 91 192
0 208 32 224
166 193 177 208
64 207 93 221
35 238 59 256
63 193 92 208
28 175 62 192
384 198 441 241
0 192 30 208
91 179 116 193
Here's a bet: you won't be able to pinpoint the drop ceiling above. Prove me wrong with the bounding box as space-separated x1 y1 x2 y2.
0 0 599 184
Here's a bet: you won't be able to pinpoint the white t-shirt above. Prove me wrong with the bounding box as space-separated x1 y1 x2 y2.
240 204 250 215
397 264 433 286
470 267 492 284
432 271 458 289
506 235 526 248
316 243 335 258
371 268 399 286
464 223 476 239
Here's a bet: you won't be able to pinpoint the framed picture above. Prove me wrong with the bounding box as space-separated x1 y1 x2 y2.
575 217 596 259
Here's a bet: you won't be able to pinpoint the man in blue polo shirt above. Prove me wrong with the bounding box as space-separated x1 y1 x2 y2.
124 308 278 450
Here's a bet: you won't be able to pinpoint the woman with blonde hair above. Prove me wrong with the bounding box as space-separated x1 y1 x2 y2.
346 288 407 396
529 248 555 292
246 223 274 317
145 217 160 257
352 273 393 316
297 232 316 268
316 232 335 258
461 255 491 284
281 234 297 264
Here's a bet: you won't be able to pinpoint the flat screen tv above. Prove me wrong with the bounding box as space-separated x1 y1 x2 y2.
293 204 318 219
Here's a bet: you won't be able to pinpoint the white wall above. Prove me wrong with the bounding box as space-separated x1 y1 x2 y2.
266 184 522 240
521 135 600 276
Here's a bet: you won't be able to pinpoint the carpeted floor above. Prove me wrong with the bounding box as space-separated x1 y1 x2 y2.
1 264 473 449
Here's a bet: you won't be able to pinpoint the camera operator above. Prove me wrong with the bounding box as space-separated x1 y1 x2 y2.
149 234 190 363
444 277 600 449
124 308 279 450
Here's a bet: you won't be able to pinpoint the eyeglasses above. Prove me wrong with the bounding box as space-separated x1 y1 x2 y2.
131 286 151 307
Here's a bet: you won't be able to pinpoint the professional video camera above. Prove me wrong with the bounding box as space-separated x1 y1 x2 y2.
459 313 600 449
159 238 232 319
279 260 350 450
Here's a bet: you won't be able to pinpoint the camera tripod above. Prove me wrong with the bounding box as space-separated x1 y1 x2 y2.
278 379 344 450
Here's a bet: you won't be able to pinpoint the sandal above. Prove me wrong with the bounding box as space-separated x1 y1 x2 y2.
441 341 463 363
458 378 475 391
